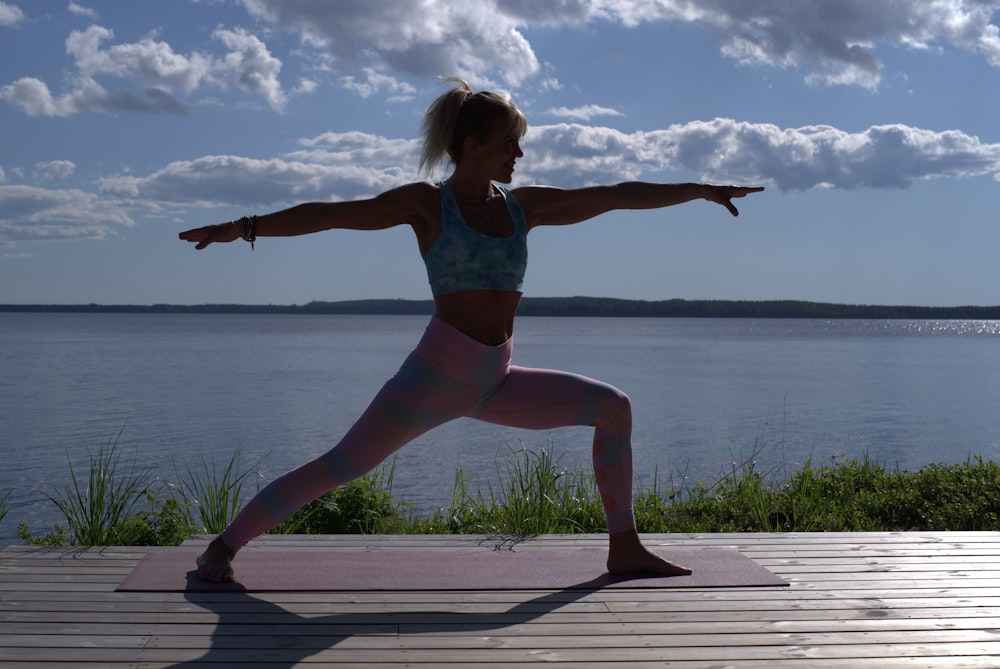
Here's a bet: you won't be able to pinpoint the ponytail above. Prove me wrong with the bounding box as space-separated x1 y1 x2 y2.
419 76 526 176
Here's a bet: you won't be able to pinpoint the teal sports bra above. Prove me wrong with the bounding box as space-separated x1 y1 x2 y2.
423 181 528 298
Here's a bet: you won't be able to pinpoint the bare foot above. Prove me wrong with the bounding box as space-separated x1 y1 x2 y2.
196 536 236 583
607 529 692 576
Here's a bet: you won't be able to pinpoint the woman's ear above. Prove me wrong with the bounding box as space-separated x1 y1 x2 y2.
462 134 481 156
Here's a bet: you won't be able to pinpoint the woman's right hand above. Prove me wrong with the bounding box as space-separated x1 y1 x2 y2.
178 222 240 250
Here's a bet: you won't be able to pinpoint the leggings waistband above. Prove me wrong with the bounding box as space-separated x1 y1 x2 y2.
413 316 512 387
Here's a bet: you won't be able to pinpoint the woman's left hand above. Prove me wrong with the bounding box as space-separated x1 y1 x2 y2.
706 185 765 217
178 222 241 250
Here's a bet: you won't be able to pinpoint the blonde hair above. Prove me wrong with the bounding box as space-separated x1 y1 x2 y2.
419 76 527 175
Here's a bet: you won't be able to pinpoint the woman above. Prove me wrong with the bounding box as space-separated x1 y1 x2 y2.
181 78 763 583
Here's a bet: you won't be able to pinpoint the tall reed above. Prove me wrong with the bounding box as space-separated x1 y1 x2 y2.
443 445 606 535
46 432 153 545
176 449 258 534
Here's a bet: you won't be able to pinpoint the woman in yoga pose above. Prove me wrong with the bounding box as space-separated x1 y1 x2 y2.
180 78 763 582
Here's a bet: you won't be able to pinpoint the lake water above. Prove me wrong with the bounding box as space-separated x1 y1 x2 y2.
2 312 999 545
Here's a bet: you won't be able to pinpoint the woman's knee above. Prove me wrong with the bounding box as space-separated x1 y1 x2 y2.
596 384 632 432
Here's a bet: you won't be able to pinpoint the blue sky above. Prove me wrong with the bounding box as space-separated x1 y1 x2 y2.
2 1 999 306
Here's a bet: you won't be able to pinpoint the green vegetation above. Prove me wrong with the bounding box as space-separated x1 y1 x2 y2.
175 450 259 535
435 446 606 535
9 435 1000 546
275 461 407 535
632 453 1000 533
16 433 195 547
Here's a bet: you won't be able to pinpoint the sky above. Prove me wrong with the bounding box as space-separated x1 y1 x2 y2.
1 1 999 307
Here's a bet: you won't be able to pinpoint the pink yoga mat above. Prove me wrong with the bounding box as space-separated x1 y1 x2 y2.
117 547 787 592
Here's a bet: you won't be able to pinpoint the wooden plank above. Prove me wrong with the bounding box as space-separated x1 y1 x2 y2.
5 612 1000 639
4 640 998 663
134 629 1000 650
10 657 1000 669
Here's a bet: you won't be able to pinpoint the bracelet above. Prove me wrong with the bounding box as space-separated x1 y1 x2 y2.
236 215 257 250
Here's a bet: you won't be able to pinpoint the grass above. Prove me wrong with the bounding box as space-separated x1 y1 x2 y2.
629 451 1000 533
17 431 194 547
175 449 259 535
38 431 153 546
437 445 606 535
9 431 1000 546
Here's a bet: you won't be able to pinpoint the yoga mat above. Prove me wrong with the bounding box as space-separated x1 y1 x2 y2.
117 547 787 592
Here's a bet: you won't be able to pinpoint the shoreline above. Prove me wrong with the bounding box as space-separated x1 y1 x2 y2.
3 296 1000 319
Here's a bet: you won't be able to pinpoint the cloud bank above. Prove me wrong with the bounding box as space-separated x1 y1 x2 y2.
1 24 286 116
4 1 999 119
523 119 1000 190
237 0 1000 89
86 120 1000 209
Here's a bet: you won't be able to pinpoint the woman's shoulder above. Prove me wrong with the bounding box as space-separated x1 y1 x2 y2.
382 180 441 197
372 180 443 213
375 181 442 252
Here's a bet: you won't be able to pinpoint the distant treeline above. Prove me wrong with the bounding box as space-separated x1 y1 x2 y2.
3 297 1000 319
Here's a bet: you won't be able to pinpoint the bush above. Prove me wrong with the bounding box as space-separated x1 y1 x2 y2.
274 461 411 534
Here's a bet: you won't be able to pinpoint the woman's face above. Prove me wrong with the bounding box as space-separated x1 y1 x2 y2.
475 119 524 183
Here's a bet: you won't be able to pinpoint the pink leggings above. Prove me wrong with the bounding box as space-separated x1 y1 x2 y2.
221 316 636 550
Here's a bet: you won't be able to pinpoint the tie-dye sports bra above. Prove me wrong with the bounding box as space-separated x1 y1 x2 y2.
423 181 528 298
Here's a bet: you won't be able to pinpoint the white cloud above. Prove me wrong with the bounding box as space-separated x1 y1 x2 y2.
68 2 98 20
592 0 1000 89
294 78 318 95
0 1 24 27
0 75 187 116
33 160 76 181
339 68 417 101
0 184 134 245
289 131 419 171
546 104 623 121
212 26 286 111
66 25 212 94
98 142 417 208
239 0 541 86
1 23 289 116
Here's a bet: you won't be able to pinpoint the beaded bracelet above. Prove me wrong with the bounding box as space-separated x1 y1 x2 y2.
236 215 257 250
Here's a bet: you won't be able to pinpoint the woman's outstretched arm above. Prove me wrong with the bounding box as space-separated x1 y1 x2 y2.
513 182 765 230
178 182 435 250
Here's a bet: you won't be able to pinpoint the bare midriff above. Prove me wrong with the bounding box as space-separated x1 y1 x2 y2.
433 289 522 345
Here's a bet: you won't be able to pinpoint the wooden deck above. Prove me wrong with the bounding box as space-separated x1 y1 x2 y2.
2 532 1000 667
